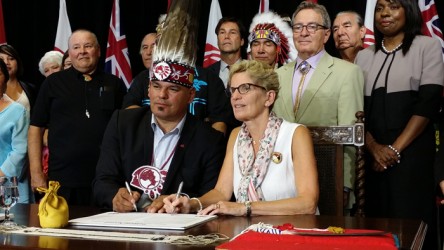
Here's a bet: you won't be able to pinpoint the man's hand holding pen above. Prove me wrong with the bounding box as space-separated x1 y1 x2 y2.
112 187 141 212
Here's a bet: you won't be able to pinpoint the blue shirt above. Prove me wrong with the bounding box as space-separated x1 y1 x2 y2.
0 100 30 203
150 114 185 171
0 101 28 177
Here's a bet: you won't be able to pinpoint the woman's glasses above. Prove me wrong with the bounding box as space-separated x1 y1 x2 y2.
225 83 266 97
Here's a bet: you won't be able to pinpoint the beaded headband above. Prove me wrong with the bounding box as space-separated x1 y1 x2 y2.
247 11 297 65
150 0 199 88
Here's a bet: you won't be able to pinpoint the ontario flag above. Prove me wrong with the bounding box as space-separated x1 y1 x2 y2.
0 0 6 45
105 0 132 88
259 0 269 13
418 0 444 61
54 0 71 52
203 0 222 68
363 0 376 48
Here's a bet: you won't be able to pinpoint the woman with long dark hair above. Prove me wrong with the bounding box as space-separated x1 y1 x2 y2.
355 0 444 248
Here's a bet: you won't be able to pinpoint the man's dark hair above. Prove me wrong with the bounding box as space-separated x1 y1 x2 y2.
214 17 247 40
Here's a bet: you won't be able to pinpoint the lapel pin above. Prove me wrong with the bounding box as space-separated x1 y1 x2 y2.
272 152 282 164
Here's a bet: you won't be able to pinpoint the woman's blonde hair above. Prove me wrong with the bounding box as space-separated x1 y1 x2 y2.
229 60 279 96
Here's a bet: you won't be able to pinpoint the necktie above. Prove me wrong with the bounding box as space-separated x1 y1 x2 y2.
293 61 310 115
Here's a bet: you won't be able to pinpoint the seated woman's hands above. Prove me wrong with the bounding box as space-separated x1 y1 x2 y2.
162 194 193 213
162 195 247 216
198 201 246 216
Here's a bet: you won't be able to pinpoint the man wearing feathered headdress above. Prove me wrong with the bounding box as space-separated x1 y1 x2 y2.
248 11 297 68
122 15 233 136
94 0 226 213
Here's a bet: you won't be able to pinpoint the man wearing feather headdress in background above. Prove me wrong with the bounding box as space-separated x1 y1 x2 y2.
93 0 226 213
247 11 297 69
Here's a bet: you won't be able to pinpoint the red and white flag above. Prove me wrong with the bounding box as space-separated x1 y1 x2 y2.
54 0 72 52
259 0 269 13
105 0 132 88
418 0 444 61
0 0 6 45
203 0 222 68
363 0 377 48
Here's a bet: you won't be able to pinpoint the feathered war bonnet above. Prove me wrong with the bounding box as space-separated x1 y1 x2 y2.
151 0 200 88
247 11 297 65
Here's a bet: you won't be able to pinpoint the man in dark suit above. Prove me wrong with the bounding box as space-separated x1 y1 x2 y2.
123 32 232 136
93 0 226 213
93 79 226 212
207 17 246 88
123 33 156 109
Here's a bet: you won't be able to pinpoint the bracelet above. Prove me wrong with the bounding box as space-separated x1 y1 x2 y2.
387 145 401 162
190 197 202 213
180 193 190 199
244 201 252 217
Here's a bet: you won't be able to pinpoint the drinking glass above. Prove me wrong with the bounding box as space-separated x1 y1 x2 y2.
0 176 20 229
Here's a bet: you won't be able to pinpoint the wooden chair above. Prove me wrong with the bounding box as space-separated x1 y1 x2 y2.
308 111 365 217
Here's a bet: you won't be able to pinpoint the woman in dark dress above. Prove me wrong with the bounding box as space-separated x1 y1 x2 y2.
355 0 444 248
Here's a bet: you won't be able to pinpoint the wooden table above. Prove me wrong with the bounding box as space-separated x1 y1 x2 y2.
0 204 426 250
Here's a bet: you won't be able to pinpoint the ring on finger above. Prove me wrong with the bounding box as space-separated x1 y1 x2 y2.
215 203 220 209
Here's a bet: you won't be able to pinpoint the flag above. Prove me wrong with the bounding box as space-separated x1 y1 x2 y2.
54 0 72 52
259 0 269 13
203 0 222 68
105 0 132 88
0 0 6 45
418 0 444 61
167 0 172 11
363 0 376 48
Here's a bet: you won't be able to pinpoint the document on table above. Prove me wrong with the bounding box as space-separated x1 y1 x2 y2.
68 212 217 230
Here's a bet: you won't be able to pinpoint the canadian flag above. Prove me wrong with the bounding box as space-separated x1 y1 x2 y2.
54 0 72 53
0 0 6 45
203 0 222 68
363 0 376 48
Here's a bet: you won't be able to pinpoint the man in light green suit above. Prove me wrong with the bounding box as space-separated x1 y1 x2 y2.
273 1 364 214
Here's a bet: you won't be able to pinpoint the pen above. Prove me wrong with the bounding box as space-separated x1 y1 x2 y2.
125 181 138 212
175 181 184 201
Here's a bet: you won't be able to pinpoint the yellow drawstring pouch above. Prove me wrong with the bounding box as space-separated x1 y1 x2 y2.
37 181 69 228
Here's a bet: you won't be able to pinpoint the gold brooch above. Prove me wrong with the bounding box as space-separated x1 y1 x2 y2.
83 74 92 82
271 152 282 164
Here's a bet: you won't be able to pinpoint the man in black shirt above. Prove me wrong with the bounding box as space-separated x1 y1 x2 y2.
28 29 127 205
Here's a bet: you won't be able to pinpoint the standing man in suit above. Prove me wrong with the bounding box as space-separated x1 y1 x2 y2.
207 17 246 88
93 0 226 213
123 33 157 109
273 1 364 214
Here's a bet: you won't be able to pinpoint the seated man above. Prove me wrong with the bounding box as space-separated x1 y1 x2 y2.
93 0 226 212
122 32 233 136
